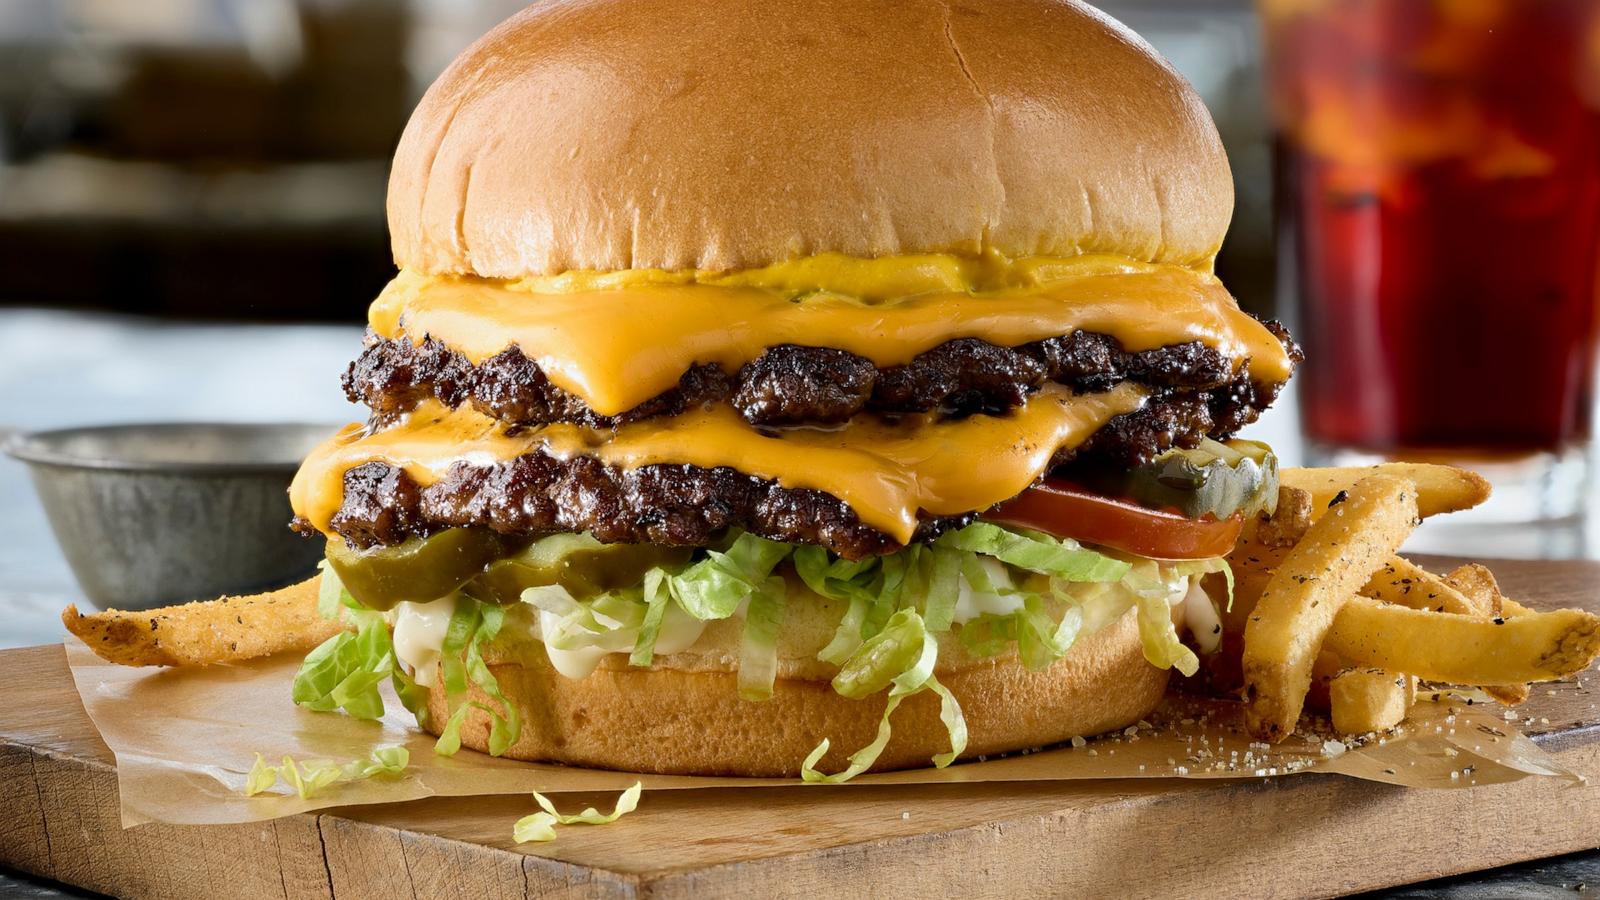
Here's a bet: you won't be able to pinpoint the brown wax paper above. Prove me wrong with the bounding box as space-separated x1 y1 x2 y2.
62 636 1581 829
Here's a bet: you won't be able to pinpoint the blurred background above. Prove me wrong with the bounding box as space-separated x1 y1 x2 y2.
0 0 1278 322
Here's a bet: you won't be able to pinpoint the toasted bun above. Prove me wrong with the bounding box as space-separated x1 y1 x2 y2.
425 605 1167 776
390 0 1232 278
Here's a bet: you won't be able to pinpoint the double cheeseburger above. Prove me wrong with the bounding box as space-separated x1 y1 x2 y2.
288 0 1299 778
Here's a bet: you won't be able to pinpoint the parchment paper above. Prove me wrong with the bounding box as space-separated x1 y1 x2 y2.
61 637 1580 828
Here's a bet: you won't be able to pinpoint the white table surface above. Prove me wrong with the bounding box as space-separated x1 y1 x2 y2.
2 307 1593 650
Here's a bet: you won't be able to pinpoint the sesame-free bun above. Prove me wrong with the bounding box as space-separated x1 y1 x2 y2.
424 603 1168 776
390 0 1232 279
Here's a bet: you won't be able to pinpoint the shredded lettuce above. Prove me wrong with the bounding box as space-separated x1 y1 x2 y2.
918 546 962 633
629 569 672 667
801 608 967 782
299 520 1226 783
1126 561 1201 677
796 547 887 664
671 532 790 620
315 559 346 620
936 523 1132 582
738 576 787 700
434 598 519 756
513 782 642 843
291 617 394 720
391 664 434 731
245 746 409 799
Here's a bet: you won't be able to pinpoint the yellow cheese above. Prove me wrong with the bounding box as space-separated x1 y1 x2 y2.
370 253 1289 418
291 383 1148 545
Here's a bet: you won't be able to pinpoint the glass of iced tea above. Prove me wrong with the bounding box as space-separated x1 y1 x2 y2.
1261 0 1600 524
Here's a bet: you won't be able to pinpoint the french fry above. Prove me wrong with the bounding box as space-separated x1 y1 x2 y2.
1443 564 1504 617
1281 463 1490 520
1438 564 1529 705
62 576 339 667
1242 474 1420 742
1329 667 1416 735
1252 486 1313 549
1222 486 1315 621
1362 556 1485 616
1324 596 1600 685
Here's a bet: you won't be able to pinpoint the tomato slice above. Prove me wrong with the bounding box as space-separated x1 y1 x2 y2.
987 478 1243 560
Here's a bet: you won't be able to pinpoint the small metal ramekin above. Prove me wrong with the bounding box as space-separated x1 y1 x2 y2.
6 422 336 610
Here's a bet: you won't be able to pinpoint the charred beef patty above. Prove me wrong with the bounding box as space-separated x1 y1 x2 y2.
305 377 1284 557
344 324 1300 429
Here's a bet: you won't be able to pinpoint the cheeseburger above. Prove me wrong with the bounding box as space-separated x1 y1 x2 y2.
288 0 1299 778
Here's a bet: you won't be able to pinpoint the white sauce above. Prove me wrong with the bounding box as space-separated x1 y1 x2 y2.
951 556 1024 622
538 600 708 680
391 593 457 687
1182 578 1222 654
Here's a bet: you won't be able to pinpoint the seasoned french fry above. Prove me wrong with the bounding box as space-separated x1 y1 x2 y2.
1329 668 1416 735
62 576 339 667
1443 564 1504 617
1324 596 1600 685
1243 475 1420 742
1437 564 1529 705
1222 486 1315 620
1362 556 1485 616
1252 486 1313 549
1281 463 1490 520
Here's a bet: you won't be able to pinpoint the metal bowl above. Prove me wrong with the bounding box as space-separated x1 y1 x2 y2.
6 422 337 611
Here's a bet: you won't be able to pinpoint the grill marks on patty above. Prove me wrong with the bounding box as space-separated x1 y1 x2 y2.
344 326 1298 429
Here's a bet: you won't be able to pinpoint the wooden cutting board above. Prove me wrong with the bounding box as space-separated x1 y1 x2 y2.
3 556 1600 900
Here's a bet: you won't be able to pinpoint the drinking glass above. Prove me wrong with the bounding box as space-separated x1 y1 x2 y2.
1261 0 1600 525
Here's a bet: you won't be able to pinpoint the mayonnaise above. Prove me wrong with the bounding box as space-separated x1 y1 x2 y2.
538 599 708 679
1181 578 1223 654
951 556 1025 622
391 593 457 687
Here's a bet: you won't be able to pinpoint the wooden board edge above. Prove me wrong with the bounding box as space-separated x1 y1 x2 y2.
635 744 1600 899
6 729 1600 899
0 738 644 900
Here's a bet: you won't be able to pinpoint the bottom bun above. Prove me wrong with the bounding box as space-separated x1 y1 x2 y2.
424 606 1168 776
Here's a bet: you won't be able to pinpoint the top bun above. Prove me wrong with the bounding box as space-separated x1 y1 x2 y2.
389 0 1232 278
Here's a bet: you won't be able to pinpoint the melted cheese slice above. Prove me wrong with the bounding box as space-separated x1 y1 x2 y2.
371 255 1290 418
291 383 1148 545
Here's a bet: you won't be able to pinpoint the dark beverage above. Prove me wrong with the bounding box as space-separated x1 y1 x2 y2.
1263 0 1600 469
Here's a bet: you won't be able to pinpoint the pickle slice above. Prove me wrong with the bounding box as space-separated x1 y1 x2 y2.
468 535 693 604
1073 438 1279 521
326 528 518 611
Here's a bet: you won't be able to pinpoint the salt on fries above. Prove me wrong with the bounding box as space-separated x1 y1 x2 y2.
1242 474 1419 741
63 576 337 667
1230 461 1600 742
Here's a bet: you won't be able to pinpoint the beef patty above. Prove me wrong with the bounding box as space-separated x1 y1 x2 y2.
304 374 1286 558
344 324 1299 429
